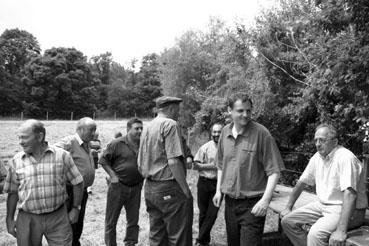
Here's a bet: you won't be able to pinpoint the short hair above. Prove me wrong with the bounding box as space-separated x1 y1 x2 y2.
227 93 253 109
23 119 46 141
315 123 338 139
76 117 96 130
127 118 143 129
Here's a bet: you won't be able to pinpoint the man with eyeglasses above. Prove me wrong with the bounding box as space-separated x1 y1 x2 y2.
280 123 368 246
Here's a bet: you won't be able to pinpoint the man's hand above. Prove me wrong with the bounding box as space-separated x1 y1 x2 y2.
251 198 269 217
213 191 222 207
329 230 347 246
68 208 80 224
280 207 292 219
6 218 16 237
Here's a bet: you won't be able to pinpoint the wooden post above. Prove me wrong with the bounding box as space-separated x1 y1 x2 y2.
46 111 49 121
71 112 73 121
114 112 117 120
20 112 23 121
93 112 96 120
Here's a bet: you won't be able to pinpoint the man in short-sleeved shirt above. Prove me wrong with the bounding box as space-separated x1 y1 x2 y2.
55 117 97 246
99 118 144 246
281 124 367 246
4 119 84 246
193 123 223 246
138 96 193 246
213 94 284 246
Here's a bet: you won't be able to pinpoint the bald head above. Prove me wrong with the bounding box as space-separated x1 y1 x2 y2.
18 119 46 154
76 117 97 142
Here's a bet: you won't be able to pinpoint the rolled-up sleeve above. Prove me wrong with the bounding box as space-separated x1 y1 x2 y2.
3 159 19 194
299 158 316 186
262 135 284 176
63 152 83 185
339 156 362 192
216 130 224 170
98 142 114 166
164 122 184 159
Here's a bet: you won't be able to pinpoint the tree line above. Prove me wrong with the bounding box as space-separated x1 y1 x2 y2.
1 0 368 161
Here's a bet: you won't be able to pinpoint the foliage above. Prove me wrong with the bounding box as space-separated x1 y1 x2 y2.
22 47 99 118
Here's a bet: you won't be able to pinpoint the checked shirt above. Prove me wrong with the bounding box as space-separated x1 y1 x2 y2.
3 144 83 214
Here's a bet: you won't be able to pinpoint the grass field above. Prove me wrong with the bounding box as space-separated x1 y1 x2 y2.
0 120 278 246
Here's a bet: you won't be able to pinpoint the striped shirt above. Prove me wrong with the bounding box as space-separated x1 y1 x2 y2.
3 144 83 214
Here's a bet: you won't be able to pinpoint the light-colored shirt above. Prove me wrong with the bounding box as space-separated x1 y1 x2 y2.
194 140 218 179
138 116 185 181
299 146 367 209
54 133 95 187
217 121 284 198
3 145 83 214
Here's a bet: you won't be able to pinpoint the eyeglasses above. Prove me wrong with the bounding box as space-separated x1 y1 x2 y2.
314 138 333 144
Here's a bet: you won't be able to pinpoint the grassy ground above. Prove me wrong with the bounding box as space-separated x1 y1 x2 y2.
0 120 278 246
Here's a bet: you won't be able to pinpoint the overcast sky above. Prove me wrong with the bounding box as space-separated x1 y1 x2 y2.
0 0 274 67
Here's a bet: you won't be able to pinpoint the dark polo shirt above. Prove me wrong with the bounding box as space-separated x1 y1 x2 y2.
99 135 143 186
217 121 284 199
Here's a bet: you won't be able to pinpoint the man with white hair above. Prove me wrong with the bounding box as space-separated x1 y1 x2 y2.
281 123 368 246
55 117 97 246
4 119 84 246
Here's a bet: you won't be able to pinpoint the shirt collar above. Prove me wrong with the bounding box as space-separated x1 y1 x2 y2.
74 133 84 145
226 122 252 139
320 145 340 161
21 142 55 158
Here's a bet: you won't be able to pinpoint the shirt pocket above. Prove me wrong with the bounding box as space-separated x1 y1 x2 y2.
240 145 257 167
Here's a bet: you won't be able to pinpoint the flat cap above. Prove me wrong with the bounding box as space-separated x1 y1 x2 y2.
155 96 182 108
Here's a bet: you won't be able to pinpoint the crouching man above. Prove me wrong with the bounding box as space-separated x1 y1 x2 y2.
281 123 368 246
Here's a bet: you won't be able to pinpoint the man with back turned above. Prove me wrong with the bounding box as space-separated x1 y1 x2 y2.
138 96 193 246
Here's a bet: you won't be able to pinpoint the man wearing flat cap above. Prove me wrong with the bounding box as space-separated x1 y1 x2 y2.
138 96 193 246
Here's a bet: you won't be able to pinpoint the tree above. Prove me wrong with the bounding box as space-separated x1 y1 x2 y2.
22 47 99 118
0 28 41 115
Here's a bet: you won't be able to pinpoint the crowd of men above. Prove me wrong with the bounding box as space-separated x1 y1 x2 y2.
3 93 368 246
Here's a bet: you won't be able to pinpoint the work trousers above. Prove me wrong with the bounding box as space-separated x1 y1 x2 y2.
105 181 143 246
281 201 365 246
224 195 266 246
196 177 219 245
66 186 89 246
145 179 193 246
16 205 72 246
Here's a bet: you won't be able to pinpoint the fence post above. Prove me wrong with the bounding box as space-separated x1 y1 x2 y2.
71 112 74 121
20 112 24 121
46 112 49 121
114 112 117 120
93 112 95 120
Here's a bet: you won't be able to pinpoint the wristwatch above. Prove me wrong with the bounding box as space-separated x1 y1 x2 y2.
72 205 81 210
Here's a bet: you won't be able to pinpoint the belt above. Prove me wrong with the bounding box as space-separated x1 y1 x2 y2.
199 176 217 181
20 204 64 215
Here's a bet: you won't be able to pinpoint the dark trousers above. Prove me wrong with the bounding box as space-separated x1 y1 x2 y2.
144 180 193 246
224 195 266 246
66 186 89 246
16 205 72 246
196 177 219 245
105 181 143 246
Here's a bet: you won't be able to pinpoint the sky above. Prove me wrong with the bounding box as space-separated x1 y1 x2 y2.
0 0 274 67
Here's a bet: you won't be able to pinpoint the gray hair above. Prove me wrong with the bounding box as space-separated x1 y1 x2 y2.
315 123 338 139
76 117 96 130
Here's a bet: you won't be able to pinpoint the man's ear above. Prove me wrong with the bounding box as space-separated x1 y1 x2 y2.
227 106 232 113
37 132 44 143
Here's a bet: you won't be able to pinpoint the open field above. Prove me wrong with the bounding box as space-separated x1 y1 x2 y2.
0 120 278 245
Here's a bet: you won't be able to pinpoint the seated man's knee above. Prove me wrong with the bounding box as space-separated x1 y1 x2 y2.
281 214 294 231
307 225 328 244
